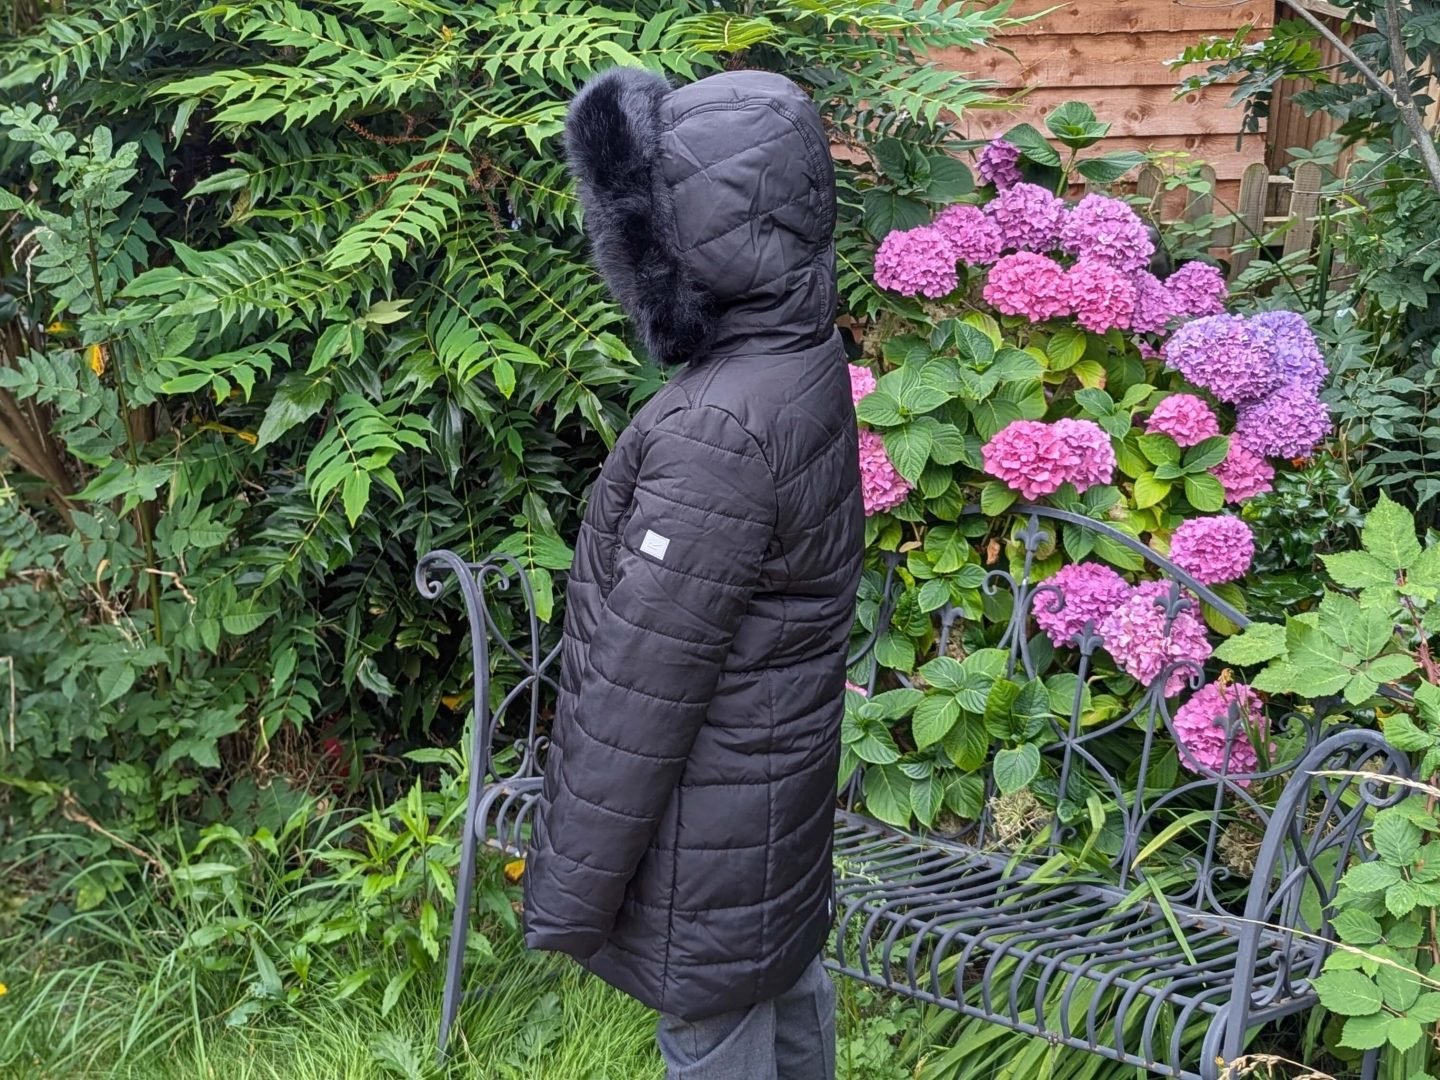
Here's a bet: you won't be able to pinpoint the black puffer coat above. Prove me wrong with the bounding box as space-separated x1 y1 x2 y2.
522 66 864 1021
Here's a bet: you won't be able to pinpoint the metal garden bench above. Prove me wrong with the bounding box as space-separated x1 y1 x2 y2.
416 504 1407 1079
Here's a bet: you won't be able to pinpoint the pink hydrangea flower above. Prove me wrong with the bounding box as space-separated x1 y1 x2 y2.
1060 194 1155 273
1234 383 1332 460
1144 394 1220 448
1169 516 1254 585
1211 442 1274 504
1130 272 1177 335
1067 259 1136 333
933 204 1003 266
977 137 1023 189
981 418 1115 501
1172 682 1266 781
1163 314 1283 405
874 226 958 298
986 182 1066 253
1034 562 1133 648
849 363 876 406
983 253 1072 322
1165 262 1228 317
1252 310 1327 392
859 429 912 515
1098 588 1212 697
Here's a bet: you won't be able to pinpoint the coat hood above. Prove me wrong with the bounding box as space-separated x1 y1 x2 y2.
565 68 838 366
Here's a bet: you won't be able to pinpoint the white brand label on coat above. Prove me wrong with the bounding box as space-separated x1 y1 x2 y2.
640 530 670 561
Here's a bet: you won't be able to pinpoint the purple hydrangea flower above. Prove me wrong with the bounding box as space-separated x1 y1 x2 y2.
874 226 957 298
1131 272 1177 335
1098 588 1212 698
984 253 1072 322
1145 394 1221 448
1163 314 1283 405
933 204 1003 266
1211 442 1274 504
1034 562 1132 648
859 429 912 515
981 417 1116 500
1067 259 1136 333
1060 194 1155 273
1165 262 1228 317
1234 383 1332 459
986 182 1067 253
1172 682 1266 782
1169 516 1255 585
1252 310 1327 392
977 138 1023 190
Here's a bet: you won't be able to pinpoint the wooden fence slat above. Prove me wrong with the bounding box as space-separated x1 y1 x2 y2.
1226 162 1272 280
1282 162 1324 258
1135 164 1164 218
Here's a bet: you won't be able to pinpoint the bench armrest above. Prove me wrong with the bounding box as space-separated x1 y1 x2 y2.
1233 727 1410 1009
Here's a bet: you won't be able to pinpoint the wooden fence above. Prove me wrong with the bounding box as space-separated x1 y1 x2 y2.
1119 160 1328 283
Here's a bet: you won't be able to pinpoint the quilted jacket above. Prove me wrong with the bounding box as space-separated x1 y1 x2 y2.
522 66 865 1021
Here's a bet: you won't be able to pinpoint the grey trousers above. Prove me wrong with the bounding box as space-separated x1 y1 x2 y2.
656 955 837 1080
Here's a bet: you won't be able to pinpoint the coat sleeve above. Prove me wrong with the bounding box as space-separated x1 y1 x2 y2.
524 404 777 958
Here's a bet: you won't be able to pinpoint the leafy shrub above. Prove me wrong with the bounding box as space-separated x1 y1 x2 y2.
0 0 1017 875
1214 493 1440 1076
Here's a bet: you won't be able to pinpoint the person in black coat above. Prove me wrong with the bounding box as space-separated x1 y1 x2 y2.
522 65 865 1079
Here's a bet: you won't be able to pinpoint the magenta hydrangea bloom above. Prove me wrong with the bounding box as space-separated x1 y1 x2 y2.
933 203 1003 266
1052 418 1117 491
1034 563 1132 648
849 363 876 406
1067 260 1137 333
1169 516 1254 585
1059 194 1155 273
1252 310 1327 392
874 226 958 298
1098 589 1212 697
1163 314 1283 405
859 429 912 515
1165 262 1228 317
981 418 1115 501
986 182 1066 253
977 137 1023 189
1234 383 1331 459
1172 682 1266 781
1211 442 1274 504
984 253 1072 322
1144 394 1220 447
1130 272 1176 335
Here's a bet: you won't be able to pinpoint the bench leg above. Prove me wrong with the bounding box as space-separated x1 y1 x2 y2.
437 788 484 1058
1360 1046 1380 1080
1198 1021 1223 1080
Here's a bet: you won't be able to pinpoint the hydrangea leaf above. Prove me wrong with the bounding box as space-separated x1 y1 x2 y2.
993 743 1042 795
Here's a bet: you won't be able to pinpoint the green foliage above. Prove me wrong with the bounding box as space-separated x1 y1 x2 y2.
1223 495 1435 708
1215 493 1440 1074
1176 4 1440 528
0 0 1014 864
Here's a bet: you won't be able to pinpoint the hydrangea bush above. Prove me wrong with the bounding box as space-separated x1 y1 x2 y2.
842 108 1332 829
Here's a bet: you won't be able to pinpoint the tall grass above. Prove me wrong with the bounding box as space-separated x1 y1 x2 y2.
2 914 662 1080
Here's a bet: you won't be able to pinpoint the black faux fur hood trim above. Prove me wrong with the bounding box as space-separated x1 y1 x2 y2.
564 67 717 366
